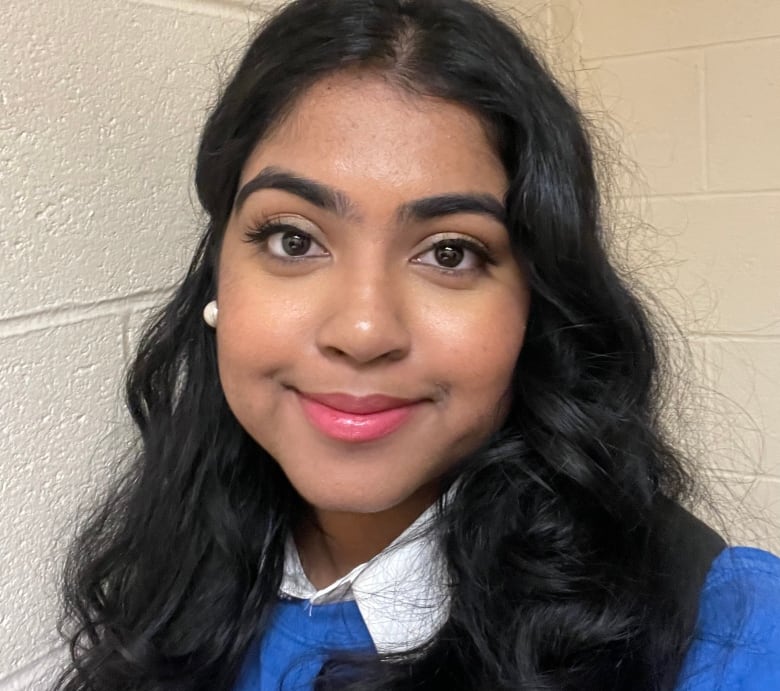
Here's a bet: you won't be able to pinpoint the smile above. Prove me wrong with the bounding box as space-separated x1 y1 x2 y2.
295 391 424 443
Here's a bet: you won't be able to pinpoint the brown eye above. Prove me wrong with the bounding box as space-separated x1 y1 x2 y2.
413 237 492 274
435 244 465 268
245 220 329 260
280 230 312 256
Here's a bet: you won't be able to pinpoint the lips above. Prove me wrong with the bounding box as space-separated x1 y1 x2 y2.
293 390 425 442
298 391 422 414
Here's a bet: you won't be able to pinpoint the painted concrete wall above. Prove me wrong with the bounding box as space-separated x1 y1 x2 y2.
0 0 776 687
0 0 259 686
561 0 780 551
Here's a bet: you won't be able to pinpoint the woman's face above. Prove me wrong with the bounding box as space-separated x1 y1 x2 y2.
216 73 530 516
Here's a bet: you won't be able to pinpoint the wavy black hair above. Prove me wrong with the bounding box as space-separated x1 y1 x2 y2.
56 1 703 689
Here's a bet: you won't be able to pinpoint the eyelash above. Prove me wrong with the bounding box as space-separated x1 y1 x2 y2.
417 237 495 275
244 221 326 261
243 221 496 275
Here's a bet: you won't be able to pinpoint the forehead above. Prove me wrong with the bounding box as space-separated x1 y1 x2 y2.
239 72 507 199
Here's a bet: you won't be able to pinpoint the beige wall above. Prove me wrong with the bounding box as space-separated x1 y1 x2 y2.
0 0 777 686
557 0 780 551
0 1 260 686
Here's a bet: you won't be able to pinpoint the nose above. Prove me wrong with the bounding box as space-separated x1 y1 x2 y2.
315 265 412 366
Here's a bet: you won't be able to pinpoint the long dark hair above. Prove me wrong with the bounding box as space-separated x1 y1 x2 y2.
56 1 698 689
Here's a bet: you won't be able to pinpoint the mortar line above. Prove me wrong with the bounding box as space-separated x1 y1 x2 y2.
0 646 65 689
705 469 760 481
120 310 133 364
544 3 553 44
127 0 265 21
582 33 780 63
0 291 169 339
687 332 780 342
698 55 709 190
623 188 780 201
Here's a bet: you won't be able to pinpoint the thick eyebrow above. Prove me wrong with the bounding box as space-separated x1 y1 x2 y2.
234 166 358 218
234 166 506 225
397 194 506 226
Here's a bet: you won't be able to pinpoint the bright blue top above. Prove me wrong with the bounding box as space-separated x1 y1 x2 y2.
235 546 780 690
675 546 780 689
235 598 376 690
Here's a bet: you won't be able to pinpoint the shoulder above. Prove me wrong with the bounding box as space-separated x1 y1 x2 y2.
676 547 780 690
704 545 780 588
699 546 780 628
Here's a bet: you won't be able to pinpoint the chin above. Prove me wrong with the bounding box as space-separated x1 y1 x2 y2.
291 475 430 516
297 488 404 515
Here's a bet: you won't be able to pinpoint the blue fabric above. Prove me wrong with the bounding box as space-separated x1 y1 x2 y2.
235 546 780 690
675 546 780 690
234 598 375 691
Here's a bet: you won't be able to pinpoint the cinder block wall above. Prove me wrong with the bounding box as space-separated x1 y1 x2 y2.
0 0 258 686
560 0 780 550
0 0 776 687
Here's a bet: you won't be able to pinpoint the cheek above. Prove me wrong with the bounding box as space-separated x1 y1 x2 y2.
420 288 528 396
219 292 305 351
458 328 524 407
213 269 292 404
216 258 313 363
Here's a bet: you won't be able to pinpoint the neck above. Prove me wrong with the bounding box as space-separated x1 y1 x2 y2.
296 483 439 590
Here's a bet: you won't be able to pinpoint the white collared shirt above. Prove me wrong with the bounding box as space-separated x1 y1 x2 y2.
279 502 451 654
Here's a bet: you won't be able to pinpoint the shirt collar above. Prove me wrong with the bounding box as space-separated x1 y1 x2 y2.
279 501 451 654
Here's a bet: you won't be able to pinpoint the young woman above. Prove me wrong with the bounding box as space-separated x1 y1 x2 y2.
55 0 780 689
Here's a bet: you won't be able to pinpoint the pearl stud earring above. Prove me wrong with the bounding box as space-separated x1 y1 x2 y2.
203 300 218 328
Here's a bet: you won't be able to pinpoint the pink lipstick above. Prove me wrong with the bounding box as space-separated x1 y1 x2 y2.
295 391 423 443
